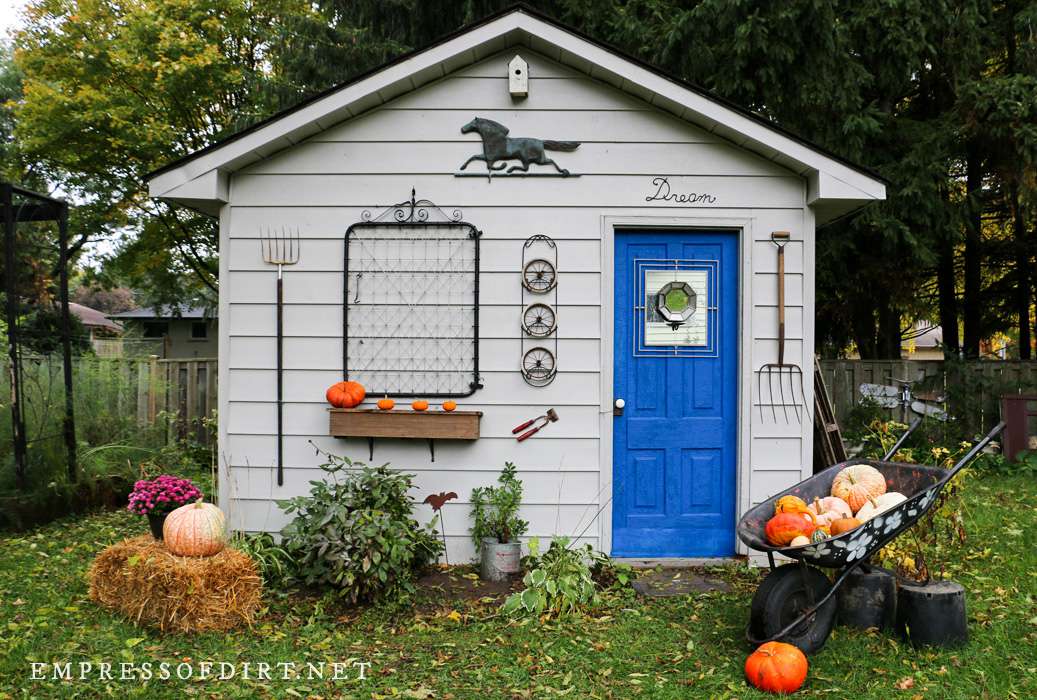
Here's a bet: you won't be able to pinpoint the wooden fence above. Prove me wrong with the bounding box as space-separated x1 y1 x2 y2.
69 355 217 444
819 359 1037 432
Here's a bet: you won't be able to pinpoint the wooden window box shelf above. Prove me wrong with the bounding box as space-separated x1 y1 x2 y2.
329 408 482 461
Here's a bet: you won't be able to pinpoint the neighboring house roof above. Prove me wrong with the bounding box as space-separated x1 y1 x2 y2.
69 303 123 334
108 305 215 321
147 4 885 224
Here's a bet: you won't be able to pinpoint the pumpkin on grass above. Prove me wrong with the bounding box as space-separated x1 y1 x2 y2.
745 641 808 694
765 512 816 547
326 381 366 408
163 500 227 557
831 464 886 512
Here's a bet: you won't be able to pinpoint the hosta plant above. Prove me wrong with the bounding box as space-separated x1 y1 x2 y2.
278 453 443 604
501 536 599 618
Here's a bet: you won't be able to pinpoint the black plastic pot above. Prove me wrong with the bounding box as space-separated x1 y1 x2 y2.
836 563 896 630
147 512 168 540
895 579 968 647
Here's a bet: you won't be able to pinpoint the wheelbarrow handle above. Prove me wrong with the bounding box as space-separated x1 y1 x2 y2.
882 416 922 461
942 421 1006 484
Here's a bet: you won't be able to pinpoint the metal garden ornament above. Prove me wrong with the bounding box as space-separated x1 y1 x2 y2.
459 117 580 177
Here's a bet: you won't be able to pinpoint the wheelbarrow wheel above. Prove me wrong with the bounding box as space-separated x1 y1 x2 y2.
749 564 836 655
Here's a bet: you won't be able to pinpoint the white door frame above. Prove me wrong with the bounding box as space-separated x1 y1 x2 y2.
598 214 755 557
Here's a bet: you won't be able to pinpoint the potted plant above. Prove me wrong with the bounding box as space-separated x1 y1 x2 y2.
470 462 528 581
127 475 203 540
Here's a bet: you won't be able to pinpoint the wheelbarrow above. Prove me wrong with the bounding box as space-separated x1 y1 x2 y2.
736 419 1005 654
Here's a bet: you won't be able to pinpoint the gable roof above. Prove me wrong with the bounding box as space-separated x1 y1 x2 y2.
70 303 123 333
147 3 885 224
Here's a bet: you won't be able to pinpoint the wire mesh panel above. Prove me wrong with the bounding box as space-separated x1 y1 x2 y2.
345 217 481 397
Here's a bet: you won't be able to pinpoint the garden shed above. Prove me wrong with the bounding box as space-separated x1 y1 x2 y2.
146 6 885 562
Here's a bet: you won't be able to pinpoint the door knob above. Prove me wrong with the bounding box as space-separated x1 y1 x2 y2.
613 398 625 416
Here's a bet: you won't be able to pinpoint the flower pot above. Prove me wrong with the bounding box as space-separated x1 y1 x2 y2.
479 537 521 582
147 512 168 540
837 563 896 631
895 579 968 647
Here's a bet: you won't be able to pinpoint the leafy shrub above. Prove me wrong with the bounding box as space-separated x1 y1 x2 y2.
501 536 599 618
231 532 294 592
278 453 443 605
470 462 528 548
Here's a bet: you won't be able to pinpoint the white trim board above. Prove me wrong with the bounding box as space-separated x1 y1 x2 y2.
148 8 884 222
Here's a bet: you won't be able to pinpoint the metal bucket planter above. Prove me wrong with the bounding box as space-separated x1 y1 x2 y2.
480 538 522 582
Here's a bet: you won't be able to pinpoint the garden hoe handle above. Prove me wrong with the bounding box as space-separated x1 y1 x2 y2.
512 418 536 434
516 425 543 442
773 231 789 366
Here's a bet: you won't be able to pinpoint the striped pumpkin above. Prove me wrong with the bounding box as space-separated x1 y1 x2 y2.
163 500 227 557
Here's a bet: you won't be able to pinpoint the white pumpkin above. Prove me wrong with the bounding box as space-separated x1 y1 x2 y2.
789 535 811 547
855 492 907 522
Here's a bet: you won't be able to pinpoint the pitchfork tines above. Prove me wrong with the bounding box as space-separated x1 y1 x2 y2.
755 230 806 423
261 227 300 274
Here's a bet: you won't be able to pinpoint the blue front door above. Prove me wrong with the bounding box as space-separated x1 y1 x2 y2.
612 229 738 557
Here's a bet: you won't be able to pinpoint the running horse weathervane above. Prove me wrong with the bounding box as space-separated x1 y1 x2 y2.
458 117 580 178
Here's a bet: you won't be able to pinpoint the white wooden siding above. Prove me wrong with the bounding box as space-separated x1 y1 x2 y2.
221 49 813 561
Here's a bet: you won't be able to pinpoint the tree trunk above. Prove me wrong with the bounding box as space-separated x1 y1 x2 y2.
962 143 983 359
876 288 902 359
936 218 960 357
1012 179 1031 358
850 294 877 359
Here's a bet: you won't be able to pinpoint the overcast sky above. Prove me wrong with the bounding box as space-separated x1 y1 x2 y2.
1 1 28 39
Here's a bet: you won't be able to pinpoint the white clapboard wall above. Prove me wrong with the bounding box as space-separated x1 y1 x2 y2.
219 50 812 562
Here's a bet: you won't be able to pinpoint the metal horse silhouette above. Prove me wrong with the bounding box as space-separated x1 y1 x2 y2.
459 117 580 176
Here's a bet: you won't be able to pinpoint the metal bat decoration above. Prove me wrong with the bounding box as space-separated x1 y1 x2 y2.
423 491 458 565
459 117 579 176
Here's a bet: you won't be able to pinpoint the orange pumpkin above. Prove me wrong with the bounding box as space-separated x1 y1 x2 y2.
163 500 226 557
411 400 429 411
765 512 816 547
774 495 809 515
831 464 886 512
326 381 366 408
377 397 395 411
442 400 457 412
745 641 808 694
829 517 861 536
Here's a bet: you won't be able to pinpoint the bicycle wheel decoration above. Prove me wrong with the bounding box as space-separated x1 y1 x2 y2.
520 235 558 386
523 258 557 293
522 303 557 337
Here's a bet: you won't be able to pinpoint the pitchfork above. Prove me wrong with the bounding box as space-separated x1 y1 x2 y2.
755 231 805 423
261 227 300 485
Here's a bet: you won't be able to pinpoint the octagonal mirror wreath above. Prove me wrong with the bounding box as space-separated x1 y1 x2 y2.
656 279 697 329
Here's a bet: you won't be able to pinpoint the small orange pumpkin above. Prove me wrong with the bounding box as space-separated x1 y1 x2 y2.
765 512 816 547
326 381 366 408
829 517 861 536
411 400 429 411
745 641 808 694
442 400 457 412
377 397 395 410
163 500 226 557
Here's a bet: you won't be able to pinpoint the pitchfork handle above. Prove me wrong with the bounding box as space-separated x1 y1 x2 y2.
276 270 284 486
776 242 785 366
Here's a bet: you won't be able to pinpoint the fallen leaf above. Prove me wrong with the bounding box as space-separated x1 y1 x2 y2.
896 677 915 690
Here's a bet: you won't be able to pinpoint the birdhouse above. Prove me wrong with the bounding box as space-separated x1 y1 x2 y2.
509 55 528 98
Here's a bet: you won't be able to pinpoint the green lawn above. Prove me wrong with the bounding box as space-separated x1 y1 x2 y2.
1 474 1034 699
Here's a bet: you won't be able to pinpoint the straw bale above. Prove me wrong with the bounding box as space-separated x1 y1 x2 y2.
88 535 262 633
